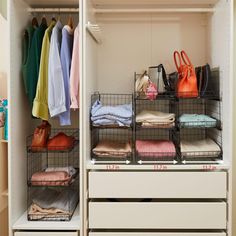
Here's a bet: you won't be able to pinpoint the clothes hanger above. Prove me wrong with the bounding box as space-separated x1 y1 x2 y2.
41 12 47 26
31 14 39 28
67 14 73 29
51 13 57 22
57 8 61 21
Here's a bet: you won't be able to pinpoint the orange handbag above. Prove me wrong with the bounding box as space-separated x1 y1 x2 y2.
174 50 198 98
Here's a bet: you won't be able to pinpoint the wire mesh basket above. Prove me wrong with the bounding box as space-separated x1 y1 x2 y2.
178 128 222 163
27 177 79 221
91 128 133 163
135 99 176 129
90 93 134 129
135 128 178 163
177 99 221 129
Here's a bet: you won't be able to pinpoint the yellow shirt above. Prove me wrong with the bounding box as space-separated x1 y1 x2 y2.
32 21 56 120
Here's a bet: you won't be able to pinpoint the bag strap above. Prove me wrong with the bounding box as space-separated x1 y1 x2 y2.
158 64 169 90
181 50 192 66
174 51 182 71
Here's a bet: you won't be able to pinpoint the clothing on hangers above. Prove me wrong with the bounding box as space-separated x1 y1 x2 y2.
58 25 74 126
70 24 80 109
32 20 56 120
27 21 48 107
22 25 36 95
48 20 67 117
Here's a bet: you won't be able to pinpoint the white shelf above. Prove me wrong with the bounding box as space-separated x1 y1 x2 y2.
13 205 80 231
92 0 220 7
87 161 230 170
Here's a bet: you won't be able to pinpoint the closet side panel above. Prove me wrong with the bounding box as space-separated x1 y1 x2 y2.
210 1 233 236
9 0 37 230
83 0 98 162
83 0 98 235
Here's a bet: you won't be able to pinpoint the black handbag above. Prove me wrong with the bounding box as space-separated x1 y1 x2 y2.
195 64 211 97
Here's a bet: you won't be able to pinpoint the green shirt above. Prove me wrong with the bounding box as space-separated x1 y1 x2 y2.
27 22 47 107
32 21 56 120
22 25 35 95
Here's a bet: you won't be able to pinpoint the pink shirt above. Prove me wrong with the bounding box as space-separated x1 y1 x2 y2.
70 25 80 109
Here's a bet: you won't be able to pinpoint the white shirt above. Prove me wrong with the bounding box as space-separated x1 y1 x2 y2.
48 20 66 117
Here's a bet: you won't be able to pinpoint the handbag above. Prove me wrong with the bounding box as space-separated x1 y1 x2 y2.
174 50 198 98
149 64 167 94
31 121 51 151
195 64 211 97
135 71 157 100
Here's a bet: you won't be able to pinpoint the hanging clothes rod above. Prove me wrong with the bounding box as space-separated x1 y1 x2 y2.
27 8 79 13
94 8 215 13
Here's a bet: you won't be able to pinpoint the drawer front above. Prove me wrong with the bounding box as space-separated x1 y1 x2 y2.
15 232 78 236
89 172 227 198
89 202 226 229
89 233 226 236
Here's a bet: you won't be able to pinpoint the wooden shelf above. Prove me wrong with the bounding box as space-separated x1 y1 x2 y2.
0 139 8 143
2 189 8 197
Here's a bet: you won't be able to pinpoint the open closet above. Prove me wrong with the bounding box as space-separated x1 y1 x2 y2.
8 0 82 236
83 0 233 236
7 0 233 235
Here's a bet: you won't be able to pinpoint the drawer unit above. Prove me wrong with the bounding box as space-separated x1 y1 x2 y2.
89 172 227 199
15 232 78 236
89 233 226 236
89 202 226 229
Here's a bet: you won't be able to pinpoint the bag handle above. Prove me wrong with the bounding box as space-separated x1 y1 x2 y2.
174 51 182 71
181 50 192 66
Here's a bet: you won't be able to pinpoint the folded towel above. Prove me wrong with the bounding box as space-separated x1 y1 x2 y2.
179 114 217 128
91 100 132 127
136 140 176 158
93 140 132 158
181 138 221 157
136 110 175 124
31 171 72 186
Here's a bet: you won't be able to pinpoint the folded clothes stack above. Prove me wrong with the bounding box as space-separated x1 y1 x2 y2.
136 110 175 128
31 167 78 186
136 140 176 158
179 114 217 128
91 100 133 127
28 188 79 221
181 138 221 158
93 140 132 158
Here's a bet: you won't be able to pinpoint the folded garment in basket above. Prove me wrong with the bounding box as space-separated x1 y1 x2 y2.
179 114 217 128
136 140 176 158
181 138 221 158
136 110 175 128
93 140 132 158
31 171 72 186
30 188 78 218
91 100 132 127
45 166 77 177
47 132 75 151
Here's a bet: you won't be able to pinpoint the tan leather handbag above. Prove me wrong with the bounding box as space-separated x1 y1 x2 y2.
31 121 51 151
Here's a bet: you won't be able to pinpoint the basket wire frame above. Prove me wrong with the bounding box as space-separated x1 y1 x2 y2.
27 128 80 221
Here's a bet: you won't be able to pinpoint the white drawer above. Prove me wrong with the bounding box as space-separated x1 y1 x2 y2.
89 233 226 236
89 202 226 229
15 232 78 236
89 172 227 198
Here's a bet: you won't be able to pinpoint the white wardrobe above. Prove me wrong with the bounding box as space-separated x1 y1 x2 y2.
8 0 233 236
